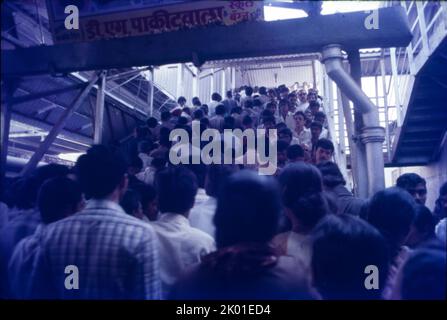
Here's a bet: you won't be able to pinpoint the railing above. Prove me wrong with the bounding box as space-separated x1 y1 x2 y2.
385 0 447 155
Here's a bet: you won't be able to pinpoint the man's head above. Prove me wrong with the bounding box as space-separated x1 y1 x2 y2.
310 121 323 139
298 89 307 103
279 128 293 145
226 90 233 99
76 145 128 201
38 176 84 224
294 111 306 129
312 214 389 300
266 102 277 115
214 171 281 248
120 189 143 219
205 164 239 198
315 138 334 164
192 96 201 107
277 140 289 166
242 115 253 129
316 161 346 190
367 187 417 253
215 104 226 116
245 86 253 97
314 111 326 124
396 173 427 205
155 166 198 215
287 144 305 162
288 92 297 105
146 117 158 129
134 183 158 221
177 96 187 106
193 108 204 120
308 91 318 102
263 115 276 131
259 86 267 95
211 92 222 102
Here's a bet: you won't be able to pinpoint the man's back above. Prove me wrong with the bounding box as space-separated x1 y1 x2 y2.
31 200 161 300
151 213 215 297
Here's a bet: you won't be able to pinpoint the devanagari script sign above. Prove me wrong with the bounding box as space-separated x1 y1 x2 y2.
46 0 264 43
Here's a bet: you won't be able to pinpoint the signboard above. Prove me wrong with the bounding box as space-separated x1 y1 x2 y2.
46 0 264 43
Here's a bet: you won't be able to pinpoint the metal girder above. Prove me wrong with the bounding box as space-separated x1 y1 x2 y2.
20 73 99 176
5 83 87 105
1 6 412 76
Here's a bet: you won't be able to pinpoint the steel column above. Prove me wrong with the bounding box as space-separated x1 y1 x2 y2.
94 71 106 144
21 73 99 176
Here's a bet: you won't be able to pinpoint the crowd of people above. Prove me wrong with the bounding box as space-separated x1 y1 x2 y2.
0 84 445 300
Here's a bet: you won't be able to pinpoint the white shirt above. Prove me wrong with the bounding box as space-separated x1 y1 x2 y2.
293 127 312 146
208 101 220 116
277 112 296 131
296 102 309 113
189 194 217 238
151 213 215 297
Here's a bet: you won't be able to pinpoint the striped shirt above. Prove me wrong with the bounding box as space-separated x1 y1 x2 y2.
29 199 161 299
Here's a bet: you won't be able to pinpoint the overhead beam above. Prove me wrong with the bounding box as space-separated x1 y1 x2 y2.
94 71 106 144
21 73 99 176
5 82 87 105
2 6 412 76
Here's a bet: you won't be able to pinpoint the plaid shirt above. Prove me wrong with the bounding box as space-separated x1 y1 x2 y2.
30 200 161 300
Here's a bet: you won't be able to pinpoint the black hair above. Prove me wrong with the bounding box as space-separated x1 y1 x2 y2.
312 214 389 300
226 90 233 98
294 111 306 119
309 100 320 109
259 86 267 95
215 104 226 115
314 111 326 120
231 106 242 114
177 96 187 104
146 117 158 128
278 99 288 107
315 138 334 153
38 177 83 224
205 164 238 198
245 86 253 96
15 164 70 209
262 115 276 125
223 116 236 130
242 115 253 126
214 170 281 248
400 248 446 300
316 161 346 188
276 122 287 130
76 145 127 199
120 189 142 217
244 99 253 109
413 204 437 237
161 111 171 122
279 163 329 229
193 108 204 120
135 183 157 209
367 187 416 257
252 99 262 108
277 140 289 153
211 92 222 102
396 173 426 189
192 96 201 106
287 144 305 160
155 166 198 214
177 116 189 126
310 121 323 130
279 127 292 138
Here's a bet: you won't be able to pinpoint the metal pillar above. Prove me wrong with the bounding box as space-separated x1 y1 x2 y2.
210 69 215 95
148 68 155 116
336 88 348 182
230 67 236 90
380 55 391 161
221 69 226 97
94 71 106 144
322 45 385 196
176 63 184 99
192 67 198 98
21 73 99 176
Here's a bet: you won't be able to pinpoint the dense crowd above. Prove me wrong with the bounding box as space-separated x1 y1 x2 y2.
0 84 445 300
